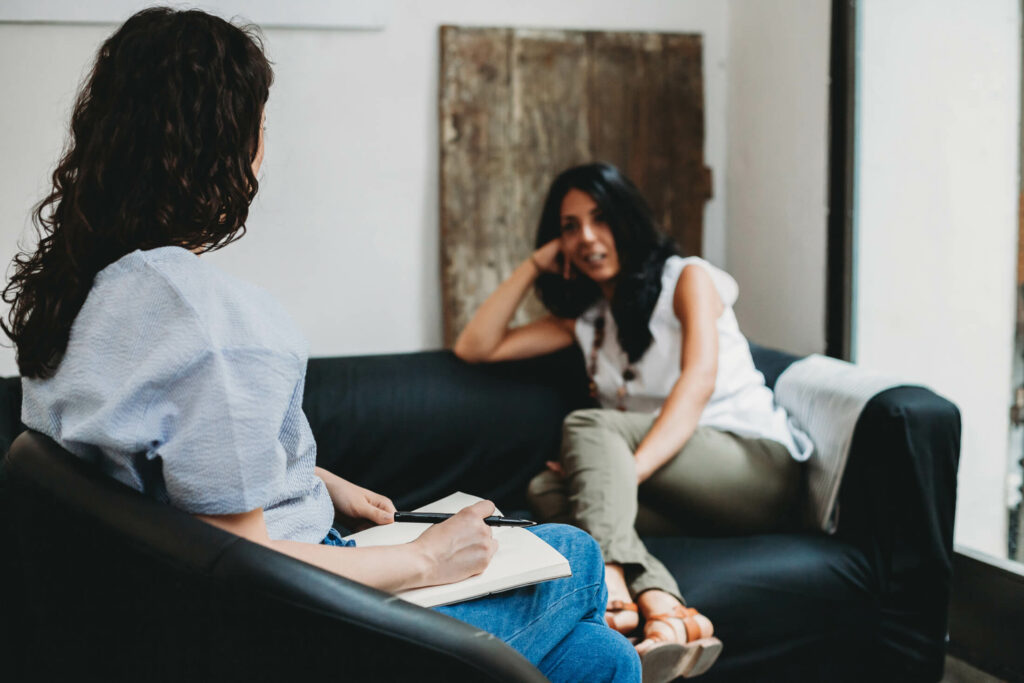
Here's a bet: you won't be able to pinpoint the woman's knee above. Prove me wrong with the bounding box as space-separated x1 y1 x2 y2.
560 409 639 471
531 524 605 586
526 468 560 503
527 470 571 522
561 407 608 436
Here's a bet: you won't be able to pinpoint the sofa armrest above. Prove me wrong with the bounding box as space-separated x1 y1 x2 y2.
835 386 961 681
749 343 960 679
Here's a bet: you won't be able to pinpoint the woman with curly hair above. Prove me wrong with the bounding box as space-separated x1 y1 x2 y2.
456 162 812 681
4 9 639 682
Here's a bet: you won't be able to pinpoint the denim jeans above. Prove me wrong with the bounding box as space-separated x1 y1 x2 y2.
321 527 355 547
436 524 640 683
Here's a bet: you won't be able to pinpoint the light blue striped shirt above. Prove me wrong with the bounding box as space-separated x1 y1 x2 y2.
22 246 334 543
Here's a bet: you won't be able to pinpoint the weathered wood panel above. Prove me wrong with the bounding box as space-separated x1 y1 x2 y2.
509 30 590 324
440 27 711 345
439 27 514 337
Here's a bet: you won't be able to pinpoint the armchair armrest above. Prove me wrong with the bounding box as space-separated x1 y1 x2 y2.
3 431 548 682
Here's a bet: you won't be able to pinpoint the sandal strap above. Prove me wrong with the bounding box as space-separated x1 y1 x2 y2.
645 605 688 620
645 606 711 643
682 616 702 642
646 605 699 620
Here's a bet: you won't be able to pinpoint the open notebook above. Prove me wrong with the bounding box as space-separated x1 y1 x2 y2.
344 492 571 607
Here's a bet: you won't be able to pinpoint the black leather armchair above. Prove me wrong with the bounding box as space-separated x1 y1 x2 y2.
1 430 547 682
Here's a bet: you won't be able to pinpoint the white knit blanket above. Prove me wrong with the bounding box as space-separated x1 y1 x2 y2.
774 354 908 532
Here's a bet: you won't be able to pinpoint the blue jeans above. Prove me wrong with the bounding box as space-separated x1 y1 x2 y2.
436 524 640 683
322 527 355 547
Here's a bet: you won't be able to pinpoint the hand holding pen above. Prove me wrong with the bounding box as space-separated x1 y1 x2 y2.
409 500 499 584
394 511 537 527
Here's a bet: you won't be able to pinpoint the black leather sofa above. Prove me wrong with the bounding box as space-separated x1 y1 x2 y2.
0 344 960 682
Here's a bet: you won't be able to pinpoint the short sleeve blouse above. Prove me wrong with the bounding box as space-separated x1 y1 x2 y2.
21 247 334 543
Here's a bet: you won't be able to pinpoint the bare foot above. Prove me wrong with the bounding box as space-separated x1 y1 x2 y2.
604 563 639 635
634 590 713 656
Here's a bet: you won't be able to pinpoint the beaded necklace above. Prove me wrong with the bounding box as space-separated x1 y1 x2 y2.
587 312 636 411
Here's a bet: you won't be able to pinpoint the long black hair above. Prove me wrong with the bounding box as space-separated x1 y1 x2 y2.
534 163 677 363
2 8 273 378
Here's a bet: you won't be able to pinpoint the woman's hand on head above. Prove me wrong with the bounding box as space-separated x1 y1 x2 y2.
453 239 576 364
412 500 498 585
531 238 567 277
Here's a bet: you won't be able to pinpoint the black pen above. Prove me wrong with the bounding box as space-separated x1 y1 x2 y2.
393 512 537 527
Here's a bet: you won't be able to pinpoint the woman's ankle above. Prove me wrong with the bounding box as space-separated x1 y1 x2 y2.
603 563 639 634
635 590 715 645
604 563 631 602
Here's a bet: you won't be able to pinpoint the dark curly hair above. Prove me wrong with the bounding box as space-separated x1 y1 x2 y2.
534 163 678 363
2 7 273 378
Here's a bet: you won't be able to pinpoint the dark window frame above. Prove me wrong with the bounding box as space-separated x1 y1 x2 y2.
826 0 856 361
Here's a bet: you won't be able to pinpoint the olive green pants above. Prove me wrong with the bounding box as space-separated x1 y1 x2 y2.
527 408 802 601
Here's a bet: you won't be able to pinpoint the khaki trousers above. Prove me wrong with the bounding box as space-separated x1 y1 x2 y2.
527 408 802 601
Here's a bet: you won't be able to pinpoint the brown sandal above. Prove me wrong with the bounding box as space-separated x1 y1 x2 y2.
605 599 640 635
640 606 723 682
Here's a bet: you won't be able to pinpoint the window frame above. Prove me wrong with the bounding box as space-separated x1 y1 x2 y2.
829 1 1024 677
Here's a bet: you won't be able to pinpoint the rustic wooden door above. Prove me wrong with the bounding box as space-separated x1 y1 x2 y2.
439 26 712 344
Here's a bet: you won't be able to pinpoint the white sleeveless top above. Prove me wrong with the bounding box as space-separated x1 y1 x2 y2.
574 255 812 462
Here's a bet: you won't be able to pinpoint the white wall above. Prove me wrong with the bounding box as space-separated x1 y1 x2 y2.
726 0 830 356
0 24 111 376
0 0 733 376
854 0 1021 556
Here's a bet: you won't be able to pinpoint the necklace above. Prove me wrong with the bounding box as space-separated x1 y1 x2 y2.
587 313 636 411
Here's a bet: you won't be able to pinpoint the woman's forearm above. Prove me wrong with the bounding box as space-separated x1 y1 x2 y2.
199 508 430 591
201 502 495 595
635 262 722 482
270 539 434 593
453 258 539 361
634 370 715 482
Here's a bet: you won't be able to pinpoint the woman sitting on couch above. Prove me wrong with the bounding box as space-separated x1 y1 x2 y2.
1 9 640 683
455 162 813 680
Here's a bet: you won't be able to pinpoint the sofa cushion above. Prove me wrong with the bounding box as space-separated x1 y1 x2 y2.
303 348 592 514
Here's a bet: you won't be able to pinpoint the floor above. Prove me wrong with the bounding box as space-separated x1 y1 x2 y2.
942 656 1010 683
